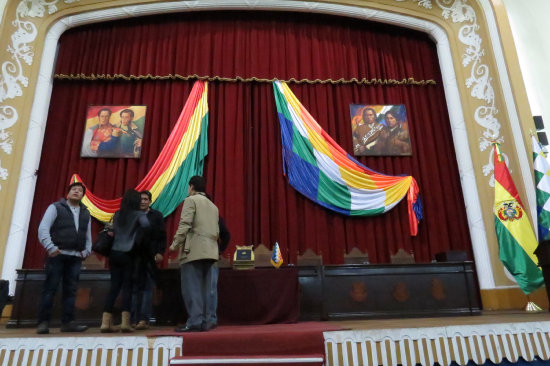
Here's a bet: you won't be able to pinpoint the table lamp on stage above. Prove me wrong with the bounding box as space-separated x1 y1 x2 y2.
233 245 255 270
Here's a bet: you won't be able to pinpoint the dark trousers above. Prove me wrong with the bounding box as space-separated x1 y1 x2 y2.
131 258 154 323
104 250 134 312
207 263 219 326
38 254 82 324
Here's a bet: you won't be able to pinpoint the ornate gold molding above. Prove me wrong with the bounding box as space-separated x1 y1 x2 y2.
0 0 81 190
395 0 506 185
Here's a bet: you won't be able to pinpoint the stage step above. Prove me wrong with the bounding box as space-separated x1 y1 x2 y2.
170 354 325 365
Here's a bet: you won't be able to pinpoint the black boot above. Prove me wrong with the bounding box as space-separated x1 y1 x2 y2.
60 321 88 332
36 321 49 334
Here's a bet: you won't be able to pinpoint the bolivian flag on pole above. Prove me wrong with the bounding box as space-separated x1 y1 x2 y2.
493 142 544 294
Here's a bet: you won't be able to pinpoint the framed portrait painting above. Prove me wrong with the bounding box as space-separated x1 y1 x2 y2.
350 104 412 156
81 105 147 158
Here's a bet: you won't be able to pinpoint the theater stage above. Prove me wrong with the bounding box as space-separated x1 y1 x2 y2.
1 311 550 366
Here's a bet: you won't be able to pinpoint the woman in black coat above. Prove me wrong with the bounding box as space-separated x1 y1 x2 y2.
100 189 149 332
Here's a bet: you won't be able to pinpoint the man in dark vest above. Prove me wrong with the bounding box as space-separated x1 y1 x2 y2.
36 182 91 334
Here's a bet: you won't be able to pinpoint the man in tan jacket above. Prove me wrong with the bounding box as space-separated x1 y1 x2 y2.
170 176 219 332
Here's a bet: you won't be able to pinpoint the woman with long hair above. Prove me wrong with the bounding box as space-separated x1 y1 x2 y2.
100 189 149 332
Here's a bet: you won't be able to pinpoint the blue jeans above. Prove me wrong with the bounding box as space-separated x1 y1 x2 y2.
38 254 82 324
180 260 217 328
131 269 153 323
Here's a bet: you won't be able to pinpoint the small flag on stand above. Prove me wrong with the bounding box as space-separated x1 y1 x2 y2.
270 242 283 268
493 142 544 294
532 135 550 240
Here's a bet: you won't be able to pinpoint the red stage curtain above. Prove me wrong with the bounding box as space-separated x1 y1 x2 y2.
23 11 471 268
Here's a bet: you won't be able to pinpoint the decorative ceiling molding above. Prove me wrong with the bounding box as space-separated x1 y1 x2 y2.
394 0 433 9
400 0 504 185
0 0 80 190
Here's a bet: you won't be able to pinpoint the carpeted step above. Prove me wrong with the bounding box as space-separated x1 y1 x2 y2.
170 354 325 366
149 322 342 357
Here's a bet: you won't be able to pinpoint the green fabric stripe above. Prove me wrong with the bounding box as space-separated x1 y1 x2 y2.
535 171 550 204
152 113 209 216
495 217 544 294
273 83 293 121
535 169 546 184
292 124 317 166
536 188 550 208
350 207 385 216
317 170 351 209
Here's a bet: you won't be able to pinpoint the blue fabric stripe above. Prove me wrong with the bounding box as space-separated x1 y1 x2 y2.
278 112 294 152
286 150 320 201
285 150 350 215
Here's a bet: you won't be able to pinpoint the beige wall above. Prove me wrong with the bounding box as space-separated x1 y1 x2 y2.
502 0 550 137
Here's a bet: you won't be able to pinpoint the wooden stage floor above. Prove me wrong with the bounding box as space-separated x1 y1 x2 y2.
2 311 550 365
1 310 549 337
335 310 550 329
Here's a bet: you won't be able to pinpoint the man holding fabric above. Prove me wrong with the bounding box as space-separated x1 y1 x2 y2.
170 176 219 332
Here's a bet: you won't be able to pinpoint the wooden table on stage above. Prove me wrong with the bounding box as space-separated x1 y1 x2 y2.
155 266 300 326
8 263 480 328
217 267 300 324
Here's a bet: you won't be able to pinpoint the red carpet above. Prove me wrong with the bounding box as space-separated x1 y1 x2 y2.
149 322 343 357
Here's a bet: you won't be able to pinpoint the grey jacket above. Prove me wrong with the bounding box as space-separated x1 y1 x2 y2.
112 210 149 252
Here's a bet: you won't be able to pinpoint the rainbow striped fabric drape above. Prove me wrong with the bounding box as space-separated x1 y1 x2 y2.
273 81 422 235
72 80 209 222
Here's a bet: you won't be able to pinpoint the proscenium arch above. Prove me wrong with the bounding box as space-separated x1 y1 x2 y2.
3 0 516 296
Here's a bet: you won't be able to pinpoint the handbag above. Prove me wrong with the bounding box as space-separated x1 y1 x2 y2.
92 223 114 257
